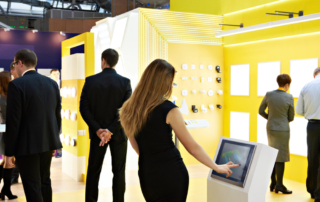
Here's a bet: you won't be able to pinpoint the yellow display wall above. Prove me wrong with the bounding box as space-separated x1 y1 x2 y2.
169 43 225 165
222 0 320 184
61 33 95 182
223 33 320 183
223 0 320 45
171 0 320 184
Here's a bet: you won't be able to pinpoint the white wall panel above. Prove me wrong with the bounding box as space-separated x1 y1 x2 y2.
231 64 250 96
37 68 52 77
290 58 318 97
257 114 268 145
91 11 139 90
290 117 308 157
62 150 85 182
61 54 85 80
230 112 250 141
257 61 281 96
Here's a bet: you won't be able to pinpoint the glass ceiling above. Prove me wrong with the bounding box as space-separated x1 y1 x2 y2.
0 0 106 15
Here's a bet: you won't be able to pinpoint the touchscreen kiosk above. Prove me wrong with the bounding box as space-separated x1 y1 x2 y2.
211 140 256 187
207 137 278 202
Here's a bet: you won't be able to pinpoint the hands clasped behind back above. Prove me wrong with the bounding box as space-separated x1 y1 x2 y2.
96 129 112 146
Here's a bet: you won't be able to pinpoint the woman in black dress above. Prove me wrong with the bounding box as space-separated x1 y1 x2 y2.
0 70 17 200
120 59 239 202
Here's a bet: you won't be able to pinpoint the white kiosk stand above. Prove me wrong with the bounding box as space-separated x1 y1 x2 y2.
208 137 278 202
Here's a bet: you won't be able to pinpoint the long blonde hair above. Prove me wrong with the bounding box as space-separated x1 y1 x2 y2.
120 59 176 138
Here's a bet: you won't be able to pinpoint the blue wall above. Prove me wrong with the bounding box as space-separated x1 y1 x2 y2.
0 30 84 72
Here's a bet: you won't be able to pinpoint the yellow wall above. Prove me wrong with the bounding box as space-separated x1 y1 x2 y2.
61 33 95 182
171 0 280 15
222 0 320 183
223 24 320 184
168 43 224 165
171 0 320 183
224 0 320 45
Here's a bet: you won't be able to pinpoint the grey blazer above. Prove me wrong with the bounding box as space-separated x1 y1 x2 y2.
259 90 295 131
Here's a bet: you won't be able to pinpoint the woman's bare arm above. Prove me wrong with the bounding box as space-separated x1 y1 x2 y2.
129 137 140 155
167 108 240 177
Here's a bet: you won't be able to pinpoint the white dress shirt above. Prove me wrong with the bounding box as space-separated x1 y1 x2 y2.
22 69 36 76
296 74 320 119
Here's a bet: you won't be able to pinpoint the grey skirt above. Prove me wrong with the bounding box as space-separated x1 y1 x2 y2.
0 133 5 155
267 129 290 162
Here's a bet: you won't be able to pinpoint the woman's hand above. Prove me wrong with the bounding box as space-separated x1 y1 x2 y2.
215 161 241 177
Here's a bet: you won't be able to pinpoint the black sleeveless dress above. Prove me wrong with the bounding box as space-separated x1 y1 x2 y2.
135 100 189 202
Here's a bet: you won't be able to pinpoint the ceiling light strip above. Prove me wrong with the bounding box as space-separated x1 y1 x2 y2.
216 12 320 37
224 30 320 47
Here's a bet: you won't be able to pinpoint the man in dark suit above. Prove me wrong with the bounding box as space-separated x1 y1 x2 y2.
5 49 62 202
80 49 132 202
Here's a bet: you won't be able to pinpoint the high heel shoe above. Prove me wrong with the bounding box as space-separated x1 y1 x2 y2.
1 192 18 200
270 183 276 192
1 168 17 200
275 186 292 194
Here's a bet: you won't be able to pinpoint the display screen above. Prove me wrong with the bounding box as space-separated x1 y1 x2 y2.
211 140 256 187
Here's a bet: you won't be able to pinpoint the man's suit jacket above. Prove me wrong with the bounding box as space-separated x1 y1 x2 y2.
80 68 132 140
259 90 295 131
5 70 62 157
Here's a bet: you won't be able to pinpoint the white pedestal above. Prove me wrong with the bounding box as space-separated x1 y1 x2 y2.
207 137 278 202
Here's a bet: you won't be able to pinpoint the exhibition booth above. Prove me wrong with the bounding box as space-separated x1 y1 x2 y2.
58 0 320 198
0 0 317 201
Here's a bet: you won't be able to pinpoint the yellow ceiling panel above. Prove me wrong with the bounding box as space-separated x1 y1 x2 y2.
139 8 223 45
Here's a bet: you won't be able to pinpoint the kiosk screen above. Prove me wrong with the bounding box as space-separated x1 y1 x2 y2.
211 140 256 187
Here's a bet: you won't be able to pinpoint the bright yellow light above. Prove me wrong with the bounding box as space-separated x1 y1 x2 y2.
224 31 320 47
224 0 287 16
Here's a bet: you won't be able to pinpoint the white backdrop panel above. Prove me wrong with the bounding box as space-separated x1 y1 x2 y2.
230 112 250 141
290 58 318 97
258 61 281 96
290 117 308 157
37 68 52 77
231 64 250 96
257 114 268 145
61 54 85 80
111 17 128 49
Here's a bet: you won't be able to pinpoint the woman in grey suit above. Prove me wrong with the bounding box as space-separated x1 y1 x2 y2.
259 74 295 194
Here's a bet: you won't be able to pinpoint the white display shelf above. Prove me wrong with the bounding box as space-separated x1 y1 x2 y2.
185 119 210 129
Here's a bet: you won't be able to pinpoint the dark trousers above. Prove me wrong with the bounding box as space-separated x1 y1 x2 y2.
85 136 127 202
16 150 54 202
12 166 19 180
307 122 320 201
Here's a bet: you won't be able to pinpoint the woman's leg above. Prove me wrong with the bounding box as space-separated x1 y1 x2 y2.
276 162 285 187
1 156 17 199
270 164 276 191
275 162 292 194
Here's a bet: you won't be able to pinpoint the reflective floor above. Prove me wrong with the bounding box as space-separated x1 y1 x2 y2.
4 158 314 202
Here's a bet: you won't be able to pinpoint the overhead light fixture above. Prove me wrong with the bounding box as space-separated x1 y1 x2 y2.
60 31 66 36
32 29 38 33
266 10 303 18
219 23 243 28
216 12 320 38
